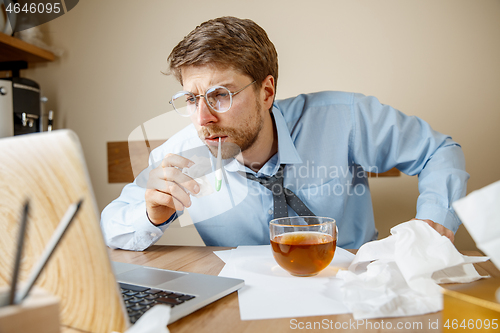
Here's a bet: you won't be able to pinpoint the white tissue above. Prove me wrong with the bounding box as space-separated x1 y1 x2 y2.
181 155 214 198
122 305 171 333
453 180 500 270
337 220 488 319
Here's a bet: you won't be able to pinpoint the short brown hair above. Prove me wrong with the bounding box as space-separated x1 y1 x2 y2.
167 17 278 91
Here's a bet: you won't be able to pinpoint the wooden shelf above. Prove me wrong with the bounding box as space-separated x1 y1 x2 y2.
0 32 55 63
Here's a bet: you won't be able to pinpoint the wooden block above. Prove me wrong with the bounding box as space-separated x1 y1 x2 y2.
0 287 60 333
107 140 166 183
366 167 401 177
442 277 500 331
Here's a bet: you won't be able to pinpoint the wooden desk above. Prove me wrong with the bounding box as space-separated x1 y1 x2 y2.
103 246 500 333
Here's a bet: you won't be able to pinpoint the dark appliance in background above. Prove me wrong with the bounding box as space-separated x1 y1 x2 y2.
4 76 41 135
0 61 51 137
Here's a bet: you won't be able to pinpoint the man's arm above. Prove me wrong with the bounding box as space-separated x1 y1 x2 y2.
100 181 168 251
100 146 199 251
100 167 172 251
350 94 469 239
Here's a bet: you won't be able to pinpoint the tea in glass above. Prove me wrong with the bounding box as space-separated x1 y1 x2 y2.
270 217 337 277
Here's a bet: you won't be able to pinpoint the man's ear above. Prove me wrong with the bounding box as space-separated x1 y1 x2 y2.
260 75 275 111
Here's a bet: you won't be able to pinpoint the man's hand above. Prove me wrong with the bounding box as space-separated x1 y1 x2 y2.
411 218 455 243
145 154 200 225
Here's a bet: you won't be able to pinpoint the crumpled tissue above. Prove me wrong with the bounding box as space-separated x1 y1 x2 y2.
336 220 489 319
120 304 171 333
181 155 214 198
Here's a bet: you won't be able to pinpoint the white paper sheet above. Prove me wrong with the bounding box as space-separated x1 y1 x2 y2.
214 221 490 321
214 245 355 320
453 180 500 270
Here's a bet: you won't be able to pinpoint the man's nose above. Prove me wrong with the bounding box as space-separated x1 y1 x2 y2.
196 97 218 126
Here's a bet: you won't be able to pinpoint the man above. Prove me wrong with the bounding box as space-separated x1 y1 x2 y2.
101 17 469 251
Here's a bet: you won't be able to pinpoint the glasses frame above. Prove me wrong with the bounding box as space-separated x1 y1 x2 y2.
170 80 256 117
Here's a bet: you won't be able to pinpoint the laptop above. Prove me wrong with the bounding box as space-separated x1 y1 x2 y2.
0 130 244 332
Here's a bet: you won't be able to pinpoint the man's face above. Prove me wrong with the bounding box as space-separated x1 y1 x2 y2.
181 65 265 159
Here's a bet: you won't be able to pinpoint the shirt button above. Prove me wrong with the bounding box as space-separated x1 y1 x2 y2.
268 209 273 215
151 233 157 237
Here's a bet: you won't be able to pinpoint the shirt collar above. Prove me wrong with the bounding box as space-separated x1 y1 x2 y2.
271 105 303 165
224 105 303 174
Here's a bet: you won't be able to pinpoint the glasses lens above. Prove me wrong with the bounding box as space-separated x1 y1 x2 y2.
172 92 196 116
206 86 231 112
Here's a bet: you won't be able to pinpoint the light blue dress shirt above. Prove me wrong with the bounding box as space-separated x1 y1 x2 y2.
100 91 469 251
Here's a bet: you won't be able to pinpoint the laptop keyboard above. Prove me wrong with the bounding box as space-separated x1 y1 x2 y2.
119 282 196 324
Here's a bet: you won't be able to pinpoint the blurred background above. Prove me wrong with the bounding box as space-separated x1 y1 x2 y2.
8 0 500 250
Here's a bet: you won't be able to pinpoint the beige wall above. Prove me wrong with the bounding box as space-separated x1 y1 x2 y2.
23 0 500 250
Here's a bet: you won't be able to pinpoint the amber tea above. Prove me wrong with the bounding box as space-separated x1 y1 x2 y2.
271 231 336 276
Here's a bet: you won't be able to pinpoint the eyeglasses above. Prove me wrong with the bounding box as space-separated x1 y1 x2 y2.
170 80 256 117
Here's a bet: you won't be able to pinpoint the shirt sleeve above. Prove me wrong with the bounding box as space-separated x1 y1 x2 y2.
349 93 470 233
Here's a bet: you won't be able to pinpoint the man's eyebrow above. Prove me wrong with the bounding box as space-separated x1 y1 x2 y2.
212 81 237 89
187 81 238 94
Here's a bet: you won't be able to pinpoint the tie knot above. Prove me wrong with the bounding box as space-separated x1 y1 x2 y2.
246 172 283 190
250 164 285 188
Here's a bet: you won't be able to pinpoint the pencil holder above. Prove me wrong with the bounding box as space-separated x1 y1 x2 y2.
0 286 60 333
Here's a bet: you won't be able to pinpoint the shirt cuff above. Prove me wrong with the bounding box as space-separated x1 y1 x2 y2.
416 204 462 233
146 211 177 227
157 212 178 227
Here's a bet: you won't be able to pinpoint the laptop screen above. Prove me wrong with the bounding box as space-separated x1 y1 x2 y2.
0 130 129 332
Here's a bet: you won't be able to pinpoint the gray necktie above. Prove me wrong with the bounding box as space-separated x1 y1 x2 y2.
245 164 315 219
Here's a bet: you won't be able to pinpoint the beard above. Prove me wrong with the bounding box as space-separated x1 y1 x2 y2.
198 100 264 159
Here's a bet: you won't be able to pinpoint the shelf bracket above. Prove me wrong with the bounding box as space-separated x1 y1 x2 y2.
0 61 28 77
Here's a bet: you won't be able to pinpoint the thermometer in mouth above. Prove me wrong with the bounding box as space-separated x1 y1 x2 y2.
215 137 222 191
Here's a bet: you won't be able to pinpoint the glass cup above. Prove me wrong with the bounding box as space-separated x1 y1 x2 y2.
269 216 337 277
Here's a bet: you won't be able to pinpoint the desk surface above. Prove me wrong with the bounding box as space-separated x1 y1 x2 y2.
66 246 500 333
